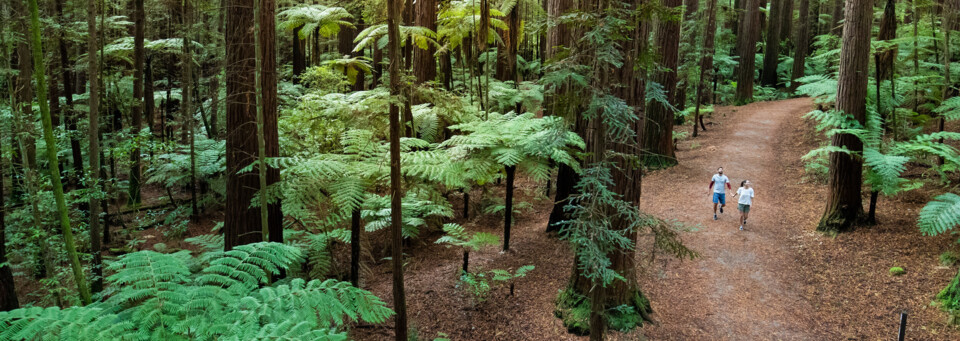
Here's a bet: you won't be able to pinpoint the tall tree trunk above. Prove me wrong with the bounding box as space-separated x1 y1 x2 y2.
761 0 783 87
545 0 580 233
55 0 83 186
184 0 199 219
414 0 438 84
145 57 156 137
292 25 306 81
0 13 20 310
129 0 145 205
387 0 409 338
818 0 873 233
735 0 760 104
225 0 265 248
790 0 811 92
641 0 682 168
876 0 897 136
694 0 718 137
86 0 103 294
830 0 844 36
351 208 361 287
260 0 282 244
780 0 794 43
26 0 92 305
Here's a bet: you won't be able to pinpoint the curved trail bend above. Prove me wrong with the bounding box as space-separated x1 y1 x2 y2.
640 98 825 340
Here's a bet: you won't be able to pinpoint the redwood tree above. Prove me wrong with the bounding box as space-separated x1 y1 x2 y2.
224 0 281 249
694 0 718 137
789 0 811 91
735 0 760 104
87 0 103 294
414 0 438 85
818 0 874 233
640 0 681 168
760 0 784 87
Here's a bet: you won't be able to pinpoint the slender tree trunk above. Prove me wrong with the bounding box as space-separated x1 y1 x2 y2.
641 0 681 168
503 165 516 251
145 57 156 137
27 0 92 305
876 0 897 133
790 0 811 92
351 208 361 287
292 25 306 81
86 0 103 294
388 0 409 337
940 0 957 165
818 0 873 233
694 0 718 138
735 0 760 104
129 0 145 205
184 0 199 219
544 0 580 233
760 0 783 87
260 0 282 243
55 0 82 186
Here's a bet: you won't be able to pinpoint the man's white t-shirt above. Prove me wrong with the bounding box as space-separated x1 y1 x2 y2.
712 174 729 193
737 187 755 205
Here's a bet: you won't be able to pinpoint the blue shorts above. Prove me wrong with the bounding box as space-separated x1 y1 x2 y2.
713 192 726 205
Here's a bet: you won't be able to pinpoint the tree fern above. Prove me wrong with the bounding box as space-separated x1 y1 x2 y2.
276 5 353 40
919 193 960 236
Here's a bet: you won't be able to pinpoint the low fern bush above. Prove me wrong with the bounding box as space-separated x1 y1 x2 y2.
0 241 393 340
457 266 534 304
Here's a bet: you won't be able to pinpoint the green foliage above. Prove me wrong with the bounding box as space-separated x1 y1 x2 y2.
889 267 906 276
435 223 499 252
362 191 453 239
0 243 392 340
918 193 960 237
554 287 651 335
940 251 960 266
276 5 354 40
457 266 533 303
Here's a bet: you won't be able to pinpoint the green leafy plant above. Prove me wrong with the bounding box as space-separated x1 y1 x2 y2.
457 265 534 304
0 242 393 340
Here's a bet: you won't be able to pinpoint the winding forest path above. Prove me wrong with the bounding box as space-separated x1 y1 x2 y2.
639 98 826 339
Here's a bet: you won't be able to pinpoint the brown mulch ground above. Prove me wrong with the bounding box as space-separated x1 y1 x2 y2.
355 97 960 340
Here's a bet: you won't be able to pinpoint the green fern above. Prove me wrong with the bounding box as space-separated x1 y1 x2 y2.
277 5 353 40
919 193 960 236
435 223 499 251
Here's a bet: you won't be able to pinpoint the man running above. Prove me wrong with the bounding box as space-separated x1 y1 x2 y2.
708 167 731 220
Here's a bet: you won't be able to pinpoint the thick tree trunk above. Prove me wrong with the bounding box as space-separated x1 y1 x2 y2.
790 0 811 91
780 0 794 44
496 2 519 85
641 0 681 168
129 0 145 205
414 0 438 85
761 0 784 87
86 0 103 295
817 0 873 233
694 0 718 138
225 0 268 248
735 0 760 104
387 0 409 338
546 0 575 61
545 0 580 234
0 10 20 312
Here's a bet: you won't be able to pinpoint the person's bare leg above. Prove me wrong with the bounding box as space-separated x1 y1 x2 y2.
713 202 718 214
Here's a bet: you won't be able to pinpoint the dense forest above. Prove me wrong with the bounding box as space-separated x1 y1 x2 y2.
0 0 959 339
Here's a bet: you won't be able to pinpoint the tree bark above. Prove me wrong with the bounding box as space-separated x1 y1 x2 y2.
735 0 760 104
546 0 575 61
790 0 811 92
86 0 103 295
260 0 282 244
414 0 438 84
818 0 873 233
225 0 279 248
761 0 784 87
641 0 681 168
694 0 718 138
129 0 145 205
0 7 20 311
351 208 361 287
387 0 409 338
292 25 306 81
830 0 844 36
780 0 794 44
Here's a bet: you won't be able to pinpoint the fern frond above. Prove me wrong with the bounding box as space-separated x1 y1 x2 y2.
919 193 960 236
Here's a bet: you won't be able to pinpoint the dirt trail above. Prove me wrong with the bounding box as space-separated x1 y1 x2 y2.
640 98 827 340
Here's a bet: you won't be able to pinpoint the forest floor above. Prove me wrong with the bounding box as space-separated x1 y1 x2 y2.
353 97 960 340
